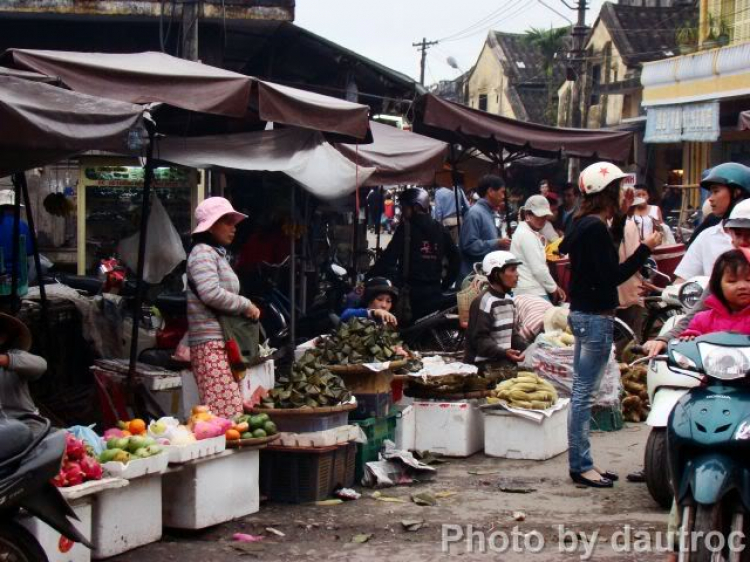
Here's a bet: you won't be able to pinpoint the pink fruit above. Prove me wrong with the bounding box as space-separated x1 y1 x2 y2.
193 420 223 440
64 462 84 486
210 417 232 434
64 434 86 461
79 456 103 481
103 428 124 440
51 471 67 488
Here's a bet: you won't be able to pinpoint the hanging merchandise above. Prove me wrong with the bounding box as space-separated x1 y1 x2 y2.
118 192 186 284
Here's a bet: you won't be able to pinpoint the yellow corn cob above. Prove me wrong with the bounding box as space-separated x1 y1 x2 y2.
509 382 538 392
509 400 533 409
509 390 531 401
531 400 552 410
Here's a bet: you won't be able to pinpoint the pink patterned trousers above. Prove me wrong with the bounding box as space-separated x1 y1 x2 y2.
190 340 243 419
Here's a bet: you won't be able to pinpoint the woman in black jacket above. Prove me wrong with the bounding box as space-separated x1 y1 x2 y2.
559 162 662 488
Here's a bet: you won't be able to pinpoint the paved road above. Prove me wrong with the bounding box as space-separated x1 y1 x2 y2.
112 423 672 561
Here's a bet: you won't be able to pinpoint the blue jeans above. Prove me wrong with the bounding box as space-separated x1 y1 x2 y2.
567 311 614 473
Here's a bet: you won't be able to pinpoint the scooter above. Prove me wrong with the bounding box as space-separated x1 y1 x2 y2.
658 333 750 561
641 276 709 508
0 415 91 561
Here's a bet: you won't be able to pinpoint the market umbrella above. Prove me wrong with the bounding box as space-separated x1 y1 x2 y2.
157 128 376 200
739 110 750 131
413 93 633 162
335 121 448 186
2 49 371 139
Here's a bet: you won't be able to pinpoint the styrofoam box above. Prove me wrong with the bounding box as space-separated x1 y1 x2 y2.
414 400 485 457
91 475 162 559
240 360 275 407
162 448 260 530
165 435 226 464
21 498 92 562
102 451 169 479
20 479 128 562
484 401 569 460
394 404 416 451
276 425 361 448
151 370 201 420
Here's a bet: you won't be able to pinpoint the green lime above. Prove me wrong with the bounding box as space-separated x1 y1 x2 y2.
263 421 277 435
252 428 267 439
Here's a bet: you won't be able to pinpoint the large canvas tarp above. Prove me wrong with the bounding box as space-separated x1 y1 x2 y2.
413 94 634 162
2 49 370 139
0 76 146 176
336 122 448 186
157 128 375 201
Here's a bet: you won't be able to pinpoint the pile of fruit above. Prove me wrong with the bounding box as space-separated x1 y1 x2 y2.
261 350 352 409
540 331 575 348
619 363 650 423
187 406 233 440
488 372 559 410
52 433 103 488
226 413 278 440
104 418 148 439
315 318 407 365
98 435 163 464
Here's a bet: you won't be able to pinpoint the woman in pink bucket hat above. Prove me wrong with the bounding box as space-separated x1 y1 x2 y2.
186 197 258 418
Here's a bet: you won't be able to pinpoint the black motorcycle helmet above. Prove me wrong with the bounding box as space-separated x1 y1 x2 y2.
363 277 399 306
400 188 430 214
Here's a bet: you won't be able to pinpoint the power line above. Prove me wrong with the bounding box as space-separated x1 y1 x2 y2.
438 2 516 42
440 0 531 43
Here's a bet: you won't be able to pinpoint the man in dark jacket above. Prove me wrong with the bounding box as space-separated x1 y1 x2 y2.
370 188 459 320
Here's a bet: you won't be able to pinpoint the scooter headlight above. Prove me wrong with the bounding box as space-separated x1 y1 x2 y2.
702 347 750 381
678 282 704 308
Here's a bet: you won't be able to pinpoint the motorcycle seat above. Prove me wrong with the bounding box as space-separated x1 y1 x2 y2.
0 419 33 461
155 294 187 315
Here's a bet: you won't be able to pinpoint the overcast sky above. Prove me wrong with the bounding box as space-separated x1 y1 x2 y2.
296 0 605 85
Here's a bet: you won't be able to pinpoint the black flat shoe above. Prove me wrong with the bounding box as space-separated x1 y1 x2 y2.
626 470 646 483
570 472 614 488
600 470 619 482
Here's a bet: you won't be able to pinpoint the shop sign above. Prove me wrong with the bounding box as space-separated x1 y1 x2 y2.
644 102 719 143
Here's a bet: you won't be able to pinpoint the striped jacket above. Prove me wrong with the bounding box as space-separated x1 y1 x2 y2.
464 287 523 364
187 243 251 346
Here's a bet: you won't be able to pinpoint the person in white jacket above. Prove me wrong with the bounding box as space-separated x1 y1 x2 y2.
511 195 566 303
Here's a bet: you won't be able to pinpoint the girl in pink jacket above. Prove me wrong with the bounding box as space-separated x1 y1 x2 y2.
682 248 750 337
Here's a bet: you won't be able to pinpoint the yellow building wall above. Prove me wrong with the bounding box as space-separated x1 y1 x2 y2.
466 41 518 119
584 22 631 128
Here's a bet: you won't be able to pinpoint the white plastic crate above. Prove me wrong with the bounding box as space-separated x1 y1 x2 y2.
91 475 162 559
165 435 226 464
394 404 416 451
102 452 169 479
413 400 485 457
240 360 275 407
161 448 260 530
483 401 569 460
18 479 127 562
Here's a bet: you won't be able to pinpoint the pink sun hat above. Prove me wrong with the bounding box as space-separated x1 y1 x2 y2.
192 197 247 234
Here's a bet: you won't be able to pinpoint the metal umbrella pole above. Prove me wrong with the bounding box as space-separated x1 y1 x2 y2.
14 173 48 326
9 175 21 313
449 145 463 236
289 184 296 345
127 123 157 388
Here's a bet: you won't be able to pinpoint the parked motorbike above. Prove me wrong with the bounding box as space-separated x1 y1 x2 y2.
658 333 750 560
640 276 709 508
0 415 91 561
399 295 463 354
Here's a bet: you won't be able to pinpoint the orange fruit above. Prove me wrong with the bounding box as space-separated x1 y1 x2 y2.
128 419 147 435
121 430 132 437
225 429 241 441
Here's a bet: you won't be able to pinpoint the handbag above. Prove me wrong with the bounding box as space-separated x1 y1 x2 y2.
187 277 260 382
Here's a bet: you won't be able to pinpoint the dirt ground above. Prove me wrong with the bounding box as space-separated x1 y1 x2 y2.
111 423 673 562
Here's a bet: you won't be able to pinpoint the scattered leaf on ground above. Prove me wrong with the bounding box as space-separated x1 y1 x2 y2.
468 469 502 475
512 511 526 522
370 491 406 503
351 533 373 544
411 492 437 506
265 527 285 537
401 519 426 532
434 491 457 499
230 543 265 556
315 499 343 506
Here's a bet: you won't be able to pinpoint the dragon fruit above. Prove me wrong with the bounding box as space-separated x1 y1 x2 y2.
192 420 224 440
79 456 103 480
103 428 125 440
52 471 68 488
64 433 87 461
64 462 84 486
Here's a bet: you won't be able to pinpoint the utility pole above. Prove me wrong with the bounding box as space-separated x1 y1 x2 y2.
567 0 588 179
412 37 439 86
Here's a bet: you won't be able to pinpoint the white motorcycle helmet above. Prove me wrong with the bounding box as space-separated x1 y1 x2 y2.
578 162 628 196
482 251 522 275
